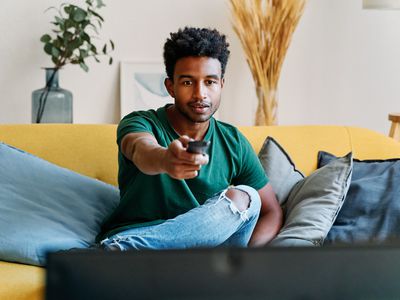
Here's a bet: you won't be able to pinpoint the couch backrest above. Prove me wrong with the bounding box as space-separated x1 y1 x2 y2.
0 124 118 186
1 124 399 186
239 125 400 175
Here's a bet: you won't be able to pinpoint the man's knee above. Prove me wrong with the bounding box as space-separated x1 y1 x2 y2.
225 188 250 212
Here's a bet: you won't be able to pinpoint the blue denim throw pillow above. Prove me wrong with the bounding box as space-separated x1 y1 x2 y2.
0 143 119 266
318 151 400 245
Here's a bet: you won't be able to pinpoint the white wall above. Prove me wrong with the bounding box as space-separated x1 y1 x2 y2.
279 0 400 135
1 0 400 135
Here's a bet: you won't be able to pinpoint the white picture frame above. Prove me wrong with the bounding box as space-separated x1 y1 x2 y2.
120 61 173 119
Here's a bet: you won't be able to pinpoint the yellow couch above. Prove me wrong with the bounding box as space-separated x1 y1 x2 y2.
1 124 400 300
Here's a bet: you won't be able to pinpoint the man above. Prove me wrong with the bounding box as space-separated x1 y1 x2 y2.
98 27 282 250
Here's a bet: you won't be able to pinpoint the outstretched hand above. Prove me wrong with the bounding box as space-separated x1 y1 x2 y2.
163 135 209 179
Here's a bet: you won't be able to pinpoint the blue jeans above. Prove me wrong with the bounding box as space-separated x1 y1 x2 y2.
100 185 261 250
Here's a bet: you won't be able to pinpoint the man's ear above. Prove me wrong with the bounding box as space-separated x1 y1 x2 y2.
164 78 175 98
221 77 225 89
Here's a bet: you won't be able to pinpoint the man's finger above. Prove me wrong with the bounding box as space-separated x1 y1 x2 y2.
180 163 201 171
178 135 193 148
190 153 208 165
182 170 198 179
178 151 209 165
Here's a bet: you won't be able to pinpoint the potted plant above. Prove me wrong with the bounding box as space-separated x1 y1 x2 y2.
33 0 114 123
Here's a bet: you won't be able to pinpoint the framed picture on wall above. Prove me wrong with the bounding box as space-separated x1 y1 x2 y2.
120 61 173 119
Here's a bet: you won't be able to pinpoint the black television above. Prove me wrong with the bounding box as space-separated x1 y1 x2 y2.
46 245 400 300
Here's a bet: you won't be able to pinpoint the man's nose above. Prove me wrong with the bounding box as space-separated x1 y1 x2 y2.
193 82 207 100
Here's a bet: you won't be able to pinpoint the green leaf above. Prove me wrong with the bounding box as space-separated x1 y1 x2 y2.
66 40 78 54
95 19 102 29
53 38 62 48
64 5 72 14
87 23 99 34
80 62 89 72
88 8 104 22
55 16 64 25
95 0 106 9
44 43 53 55
79 49 89 58
102 44 107 54
81 32 90 42
65 49 73 58
80 20 90 29
94 56 100 63
40 34 51 43
91 44 98 54
51 56 59 65
72 8 87 22
110 40 115 50
109 56 113 65
63 31 73 41
64 19 74 29
51 47 60 57
44 6 58 14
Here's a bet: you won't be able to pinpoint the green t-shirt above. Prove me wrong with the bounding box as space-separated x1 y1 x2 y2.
98 105 268 240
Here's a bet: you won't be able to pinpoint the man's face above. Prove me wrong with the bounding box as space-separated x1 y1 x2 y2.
165 56 224 123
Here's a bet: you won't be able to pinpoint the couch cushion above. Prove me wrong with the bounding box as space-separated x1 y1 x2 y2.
319 151 400 245
259 137 353 246
0 143 119 266
0 261 44 300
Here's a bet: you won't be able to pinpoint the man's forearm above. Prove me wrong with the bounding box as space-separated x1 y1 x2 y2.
122 133 208 180
130 137 167 175
248 211 282 247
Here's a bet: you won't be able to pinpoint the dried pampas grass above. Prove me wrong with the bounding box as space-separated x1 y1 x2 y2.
230 0 306 125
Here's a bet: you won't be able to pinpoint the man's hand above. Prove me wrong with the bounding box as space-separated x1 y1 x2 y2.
163 135 209 179
121 132 208 180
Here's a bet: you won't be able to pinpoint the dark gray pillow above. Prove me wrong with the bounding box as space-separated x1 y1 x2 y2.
259 137 353 246
319 151 400 245
258 137 304 205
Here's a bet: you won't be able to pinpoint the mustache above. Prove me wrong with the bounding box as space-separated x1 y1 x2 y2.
189 101 211 107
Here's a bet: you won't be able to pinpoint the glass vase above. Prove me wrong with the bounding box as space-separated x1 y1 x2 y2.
32 68 73 123
255 86 278 126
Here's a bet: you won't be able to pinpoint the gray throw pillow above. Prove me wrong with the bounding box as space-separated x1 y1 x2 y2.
258 137 304 205
258 137 353 246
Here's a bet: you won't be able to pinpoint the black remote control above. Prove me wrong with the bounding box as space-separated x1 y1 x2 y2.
187 140 210 154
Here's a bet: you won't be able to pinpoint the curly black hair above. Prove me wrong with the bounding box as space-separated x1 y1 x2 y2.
163 27 230 79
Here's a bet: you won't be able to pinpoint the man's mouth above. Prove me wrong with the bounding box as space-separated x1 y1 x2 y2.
189 102 210 113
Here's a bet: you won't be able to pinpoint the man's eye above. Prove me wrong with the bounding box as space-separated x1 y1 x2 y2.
183 81 192 86
206 80 217 85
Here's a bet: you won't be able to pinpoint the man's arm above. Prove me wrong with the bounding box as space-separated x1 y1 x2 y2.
249 183 283 247
120 132 209 179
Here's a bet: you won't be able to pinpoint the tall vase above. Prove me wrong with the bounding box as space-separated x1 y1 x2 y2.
32 68 73 123
255 86 278 126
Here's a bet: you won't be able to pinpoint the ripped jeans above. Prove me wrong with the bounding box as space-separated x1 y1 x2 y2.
100 185 261 251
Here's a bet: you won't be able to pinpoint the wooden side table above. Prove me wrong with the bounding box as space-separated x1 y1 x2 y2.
389 113 400 141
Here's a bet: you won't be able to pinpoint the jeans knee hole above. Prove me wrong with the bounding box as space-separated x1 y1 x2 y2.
225 188 250 212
